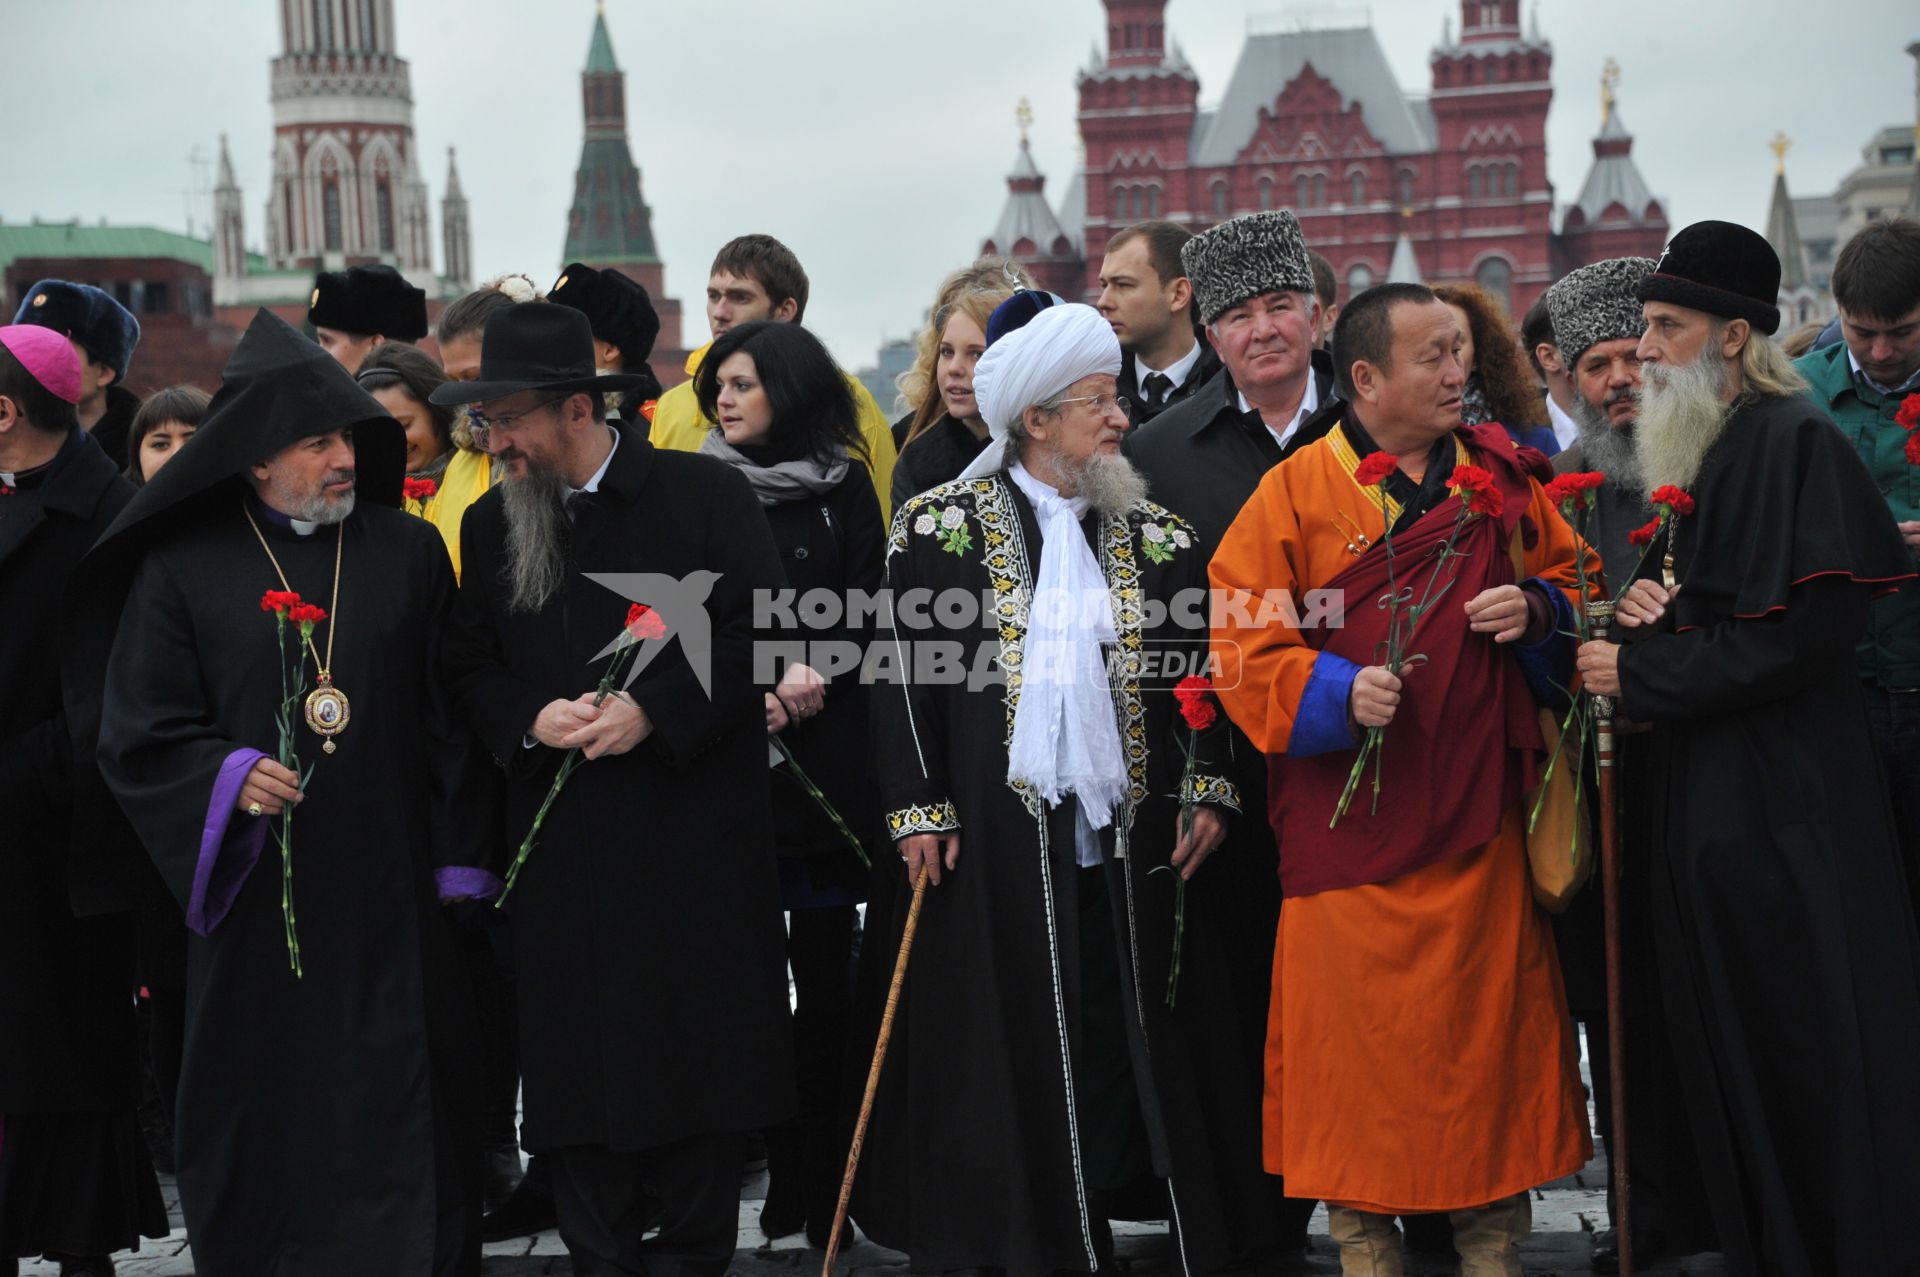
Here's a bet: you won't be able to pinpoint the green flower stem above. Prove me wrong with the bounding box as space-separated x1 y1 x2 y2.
770 734 870 869
496 638 645 907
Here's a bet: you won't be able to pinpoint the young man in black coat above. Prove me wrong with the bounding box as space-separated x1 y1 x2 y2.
0 325 164 1275
438 306 794 1277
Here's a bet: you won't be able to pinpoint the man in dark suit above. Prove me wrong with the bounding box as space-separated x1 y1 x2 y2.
1120 209 1342 1256
1099 220 1221 425
438 305 794 1277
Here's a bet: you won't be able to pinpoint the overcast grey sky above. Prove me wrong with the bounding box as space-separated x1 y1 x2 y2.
4 0 1915 370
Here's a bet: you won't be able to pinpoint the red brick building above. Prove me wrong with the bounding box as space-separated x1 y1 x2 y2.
985 0 1669 317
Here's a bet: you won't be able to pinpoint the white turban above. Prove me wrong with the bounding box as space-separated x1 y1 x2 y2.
957 303 1122 481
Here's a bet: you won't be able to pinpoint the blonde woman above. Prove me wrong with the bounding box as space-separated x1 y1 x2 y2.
889 258 1031 507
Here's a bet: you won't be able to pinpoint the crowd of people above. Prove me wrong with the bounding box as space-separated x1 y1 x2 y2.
2 208 1918 1277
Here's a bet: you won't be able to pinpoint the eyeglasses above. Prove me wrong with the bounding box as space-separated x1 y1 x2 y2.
466 396 563 446
1049 393 1132 418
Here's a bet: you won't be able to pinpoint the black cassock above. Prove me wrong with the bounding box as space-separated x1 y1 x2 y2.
100 504 488 1277
851 473 1269 1277
1616 394 1920 1277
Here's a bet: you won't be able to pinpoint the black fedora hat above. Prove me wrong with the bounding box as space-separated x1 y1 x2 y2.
429 304 650 405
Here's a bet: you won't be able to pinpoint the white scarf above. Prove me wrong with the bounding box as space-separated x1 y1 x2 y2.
1005 462 1128 835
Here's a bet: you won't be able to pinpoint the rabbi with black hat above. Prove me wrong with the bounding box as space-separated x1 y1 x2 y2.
547 262 665 423
1575 221 1920 1276
13 279 143 467
307 263 430 373
95 310 494 1277
437 305 793 1277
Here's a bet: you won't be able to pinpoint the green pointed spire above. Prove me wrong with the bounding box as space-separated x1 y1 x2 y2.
586 4 618 74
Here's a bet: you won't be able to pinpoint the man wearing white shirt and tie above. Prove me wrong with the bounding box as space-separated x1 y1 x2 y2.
1098 221 1222 425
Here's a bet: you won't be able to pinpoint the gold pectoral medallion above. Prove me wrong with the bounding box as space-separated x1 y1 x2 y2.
303 674 351 753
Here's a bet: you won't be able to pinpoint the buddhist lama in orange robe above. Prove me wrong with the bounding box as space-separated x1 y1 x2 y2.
1208 284 1595 1277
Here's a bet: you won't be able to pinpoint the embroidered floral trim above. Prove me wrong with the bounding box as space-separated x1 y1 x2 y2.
886 800 960 838
1099 512 1153 810
911 503 975 555
1181 773 1242 813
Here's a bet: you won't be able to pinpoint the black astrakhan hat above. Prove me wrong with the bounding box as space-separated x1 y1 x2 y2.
308 264 430 342
1635 221 1782 336
13 279 141 381
426 304 650 406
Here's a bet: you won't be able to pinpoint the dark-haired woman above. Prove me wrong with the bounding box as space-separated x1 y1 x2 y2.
126 385 210 486
696 320 882 1246
356 343 495 581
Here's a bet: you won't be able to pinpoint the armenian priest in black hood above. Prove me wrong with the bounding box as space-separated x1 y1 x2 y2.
95 310 493 1277
1576 221 1920 1276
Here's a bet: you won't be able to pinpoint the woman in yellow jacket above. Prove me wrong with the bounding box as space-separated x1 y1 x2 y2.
356 343 496 580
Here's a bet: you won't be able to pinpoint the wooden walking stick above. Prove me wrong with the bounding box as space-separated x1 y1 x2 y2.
1589 601 1633 1276
821 863 933 1276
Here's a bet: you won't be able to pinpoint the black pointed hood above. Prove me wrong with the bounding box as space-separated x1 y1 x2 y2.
93 309 404 560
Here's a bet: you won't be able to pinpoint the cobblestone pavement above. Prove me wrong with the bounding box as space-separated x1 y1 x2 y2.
19 1145 1727 1277
24 1039 1730 1276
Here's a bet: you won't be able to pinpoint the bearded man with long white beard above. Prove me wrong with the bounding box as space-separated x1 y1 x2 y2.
1576 220 1920 1277
851 302 1256 1277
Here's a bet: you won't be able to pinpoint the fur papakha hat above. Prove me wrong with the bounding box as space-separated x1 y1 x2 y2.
1180 210 1315 325
1546 257 1656 369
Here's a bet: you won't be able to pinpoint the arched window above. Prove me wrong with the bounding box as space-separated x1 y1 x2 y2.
1311 174 1326 207
1397 170 1415 207
1129 187 1142 219
1348 263 1374 295
1475 256 1513 312
1467 166 1482 199
1350 172 1366 206
322 177 343 251
375 176 395 252
1212 180 1229 219
1508 162 1521 196
1295 174 1311 208
1147 186 1162 218
1486 59 1501 83
1258 176 1274 211
1112 185 1126 221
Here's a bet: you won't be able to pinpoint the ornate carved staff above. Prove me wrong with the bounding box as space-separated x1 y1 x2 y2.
1589 599 1633 1276
821 864 932 1275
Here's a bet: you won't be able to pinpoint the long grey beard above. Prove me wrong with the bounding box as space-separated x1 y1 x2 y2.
268 468 356 524
500 467 571 614
1634 353 1732 495
1569 391 1642 493
1056 450 1149 517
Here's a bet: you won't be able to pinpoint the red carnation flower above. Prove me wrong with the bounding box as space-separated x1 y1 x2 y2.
1628 518 1662 548
1449 466 1502 518
1648 485 1695 517
1173 675 1217 732
260 590 301 614
402 477 439 502
1353 452 1398 487
626 604 667 641
287 603 328 626
1905 431 1920 467
1897 393 1920 432
1544 470 1606 513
